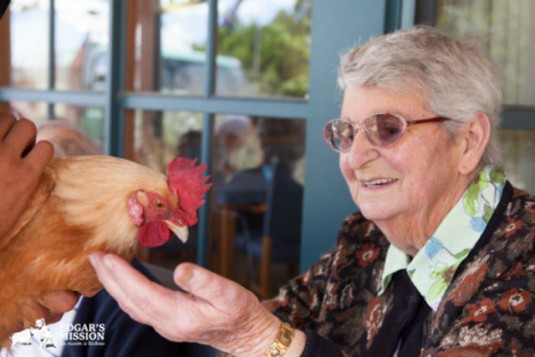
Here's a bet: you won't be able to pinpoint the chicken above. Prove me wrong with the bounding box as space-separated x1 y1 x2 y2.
0 155 210 343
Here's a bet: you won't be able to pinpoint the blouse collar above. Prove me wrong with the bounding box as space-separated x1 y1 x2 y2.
379 166 505 310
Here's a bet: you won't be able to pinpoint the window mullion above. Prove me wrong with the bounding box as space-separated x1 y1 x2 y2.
47 0 56 119
196 0 219 267
105 0 127 157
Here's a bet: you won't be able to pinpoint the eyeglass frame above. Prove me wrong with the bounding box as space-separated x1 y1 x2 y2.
322 113 451 153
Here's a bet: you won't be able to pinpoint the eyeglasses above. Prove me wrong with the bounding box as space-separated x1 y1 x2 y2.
323 113 451 153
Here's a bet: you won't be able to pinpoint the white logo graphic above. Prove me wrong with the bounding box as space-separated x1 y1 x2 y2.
10 318 55 349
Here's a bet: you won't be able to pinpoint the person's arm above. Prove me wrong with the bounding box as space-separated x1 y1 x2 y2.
0 113 53 246
90 253 307 356
0 113 79 326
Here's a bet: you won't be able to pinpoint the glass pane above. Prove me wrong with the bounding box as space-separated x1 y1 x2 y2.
9 0 50 89
130 110 203 172
0 101 104 152
54 104 105 148
130 0 208 95
55 0 110 91
8 0 109 91
434 0 535 106
499 129 535 194
210 115 306 298
129 110 306 297
130 109 203 268
10 101 48 126
217 0 312 98
9 102 104 147
36 117 103 157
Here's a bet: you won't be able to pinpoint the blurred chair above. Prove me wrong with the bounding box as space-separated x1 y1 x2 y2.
241 162 303 299
212 166 268 279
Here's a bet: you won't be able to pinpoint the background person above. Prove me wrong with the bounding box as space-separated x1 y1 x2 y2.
91 26 535 356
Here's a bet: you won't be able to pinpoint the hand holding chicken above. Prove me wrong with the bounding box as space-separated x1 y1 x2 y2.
0 155 210 343
0 114 53 246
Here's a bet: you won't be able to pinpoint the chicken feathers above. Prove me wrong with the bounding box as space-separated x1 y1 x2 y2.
0 155 210 344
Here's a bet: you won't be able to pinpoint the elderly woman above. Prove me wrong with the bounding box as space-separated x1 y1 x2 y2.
90 26 535 356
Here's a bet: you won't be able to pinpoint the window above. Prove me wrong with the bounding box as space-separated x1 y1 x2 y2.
125 1 311 297
0 0 312 298
416 0 535 194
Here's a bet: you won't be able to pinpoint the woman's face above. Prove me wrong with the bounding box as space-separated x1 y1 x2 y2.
339 85 467 243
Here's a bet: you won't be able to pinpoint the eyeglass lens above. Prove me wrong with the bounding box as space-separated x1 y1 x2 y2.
324 114 406 152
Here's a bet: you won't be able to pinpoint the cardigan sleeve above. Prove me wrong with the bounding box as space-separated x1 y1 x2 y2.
301 330 344 357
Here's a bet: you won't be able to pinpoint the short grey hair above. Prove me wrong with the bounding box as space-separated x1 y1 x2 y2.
338 25 503 167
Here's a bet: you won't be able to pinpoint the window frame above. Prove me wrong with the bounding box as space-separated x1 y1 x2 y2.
6 0 527 273
414 0 535 130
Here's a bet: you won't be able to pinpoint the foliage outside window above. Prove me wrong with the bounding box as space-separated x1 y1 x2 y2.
217 0 312 98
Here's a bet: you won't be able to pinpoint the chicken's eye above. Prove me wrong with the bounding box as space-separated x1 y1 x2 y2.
155 200 165 208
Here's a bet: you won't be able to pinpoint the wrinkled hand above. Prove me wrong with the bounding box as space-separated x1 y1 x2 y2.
0 113 53 245
89 253 283 356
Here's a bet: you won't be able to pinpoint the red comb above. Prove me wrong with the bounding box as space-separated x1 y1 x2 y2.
167 157 212 226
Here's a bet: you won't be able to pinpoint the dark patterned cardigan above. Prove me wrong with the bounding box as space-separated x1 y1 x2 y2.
264 183 535 356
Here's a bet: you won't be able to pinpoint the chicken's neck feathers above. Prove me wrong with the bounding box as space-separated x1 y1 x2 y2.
50 156 169 250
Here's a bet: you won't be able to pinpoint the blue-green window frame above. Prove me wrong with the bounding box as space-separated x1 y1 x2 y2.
0 0 399 272
6 1 523 273
412 0 535 130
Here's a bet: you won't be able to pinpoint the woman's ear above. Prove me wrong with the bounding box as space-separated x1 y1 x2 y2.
458 113 491 175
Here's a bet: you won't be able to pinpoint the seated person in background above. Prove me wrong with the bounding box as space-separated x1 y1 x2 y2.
214 115 264 184
1 119 199 357
212 116 268 257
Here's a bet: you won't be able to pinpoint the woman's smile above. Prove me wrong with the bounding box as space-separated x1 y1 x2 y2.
360 177 398 188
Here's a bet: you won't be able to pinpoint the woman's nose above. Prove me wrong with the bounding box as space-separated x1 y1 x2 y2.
345 130 379 169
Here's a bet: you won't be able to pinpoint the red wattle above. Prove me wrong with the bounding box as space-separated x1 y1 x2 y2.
138 221 171 247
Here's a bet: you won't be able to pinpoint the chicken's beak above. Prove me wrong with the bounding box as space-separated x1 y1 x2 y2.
165 220 189 243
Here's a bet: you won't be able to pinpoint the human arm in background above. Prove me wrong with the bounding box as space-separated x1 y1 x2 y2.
0 113 79 325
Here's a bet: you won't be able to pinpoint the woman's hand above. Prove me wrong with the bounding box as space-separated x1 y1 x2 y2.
89 252 295 356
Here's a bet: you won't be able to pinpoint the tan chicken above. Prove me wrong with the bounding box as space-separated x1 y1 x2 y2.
0 155 210 342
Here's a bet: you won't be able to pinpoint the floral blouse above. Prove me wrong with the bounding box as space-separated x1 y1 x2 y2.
380 166 505 311
264 180 535 356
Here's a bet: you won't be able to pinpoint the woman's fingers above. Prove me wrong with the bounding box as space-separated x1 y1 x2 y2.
173 262 246 312
89 252 210 340
89 253 177 324
89 252 282 355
